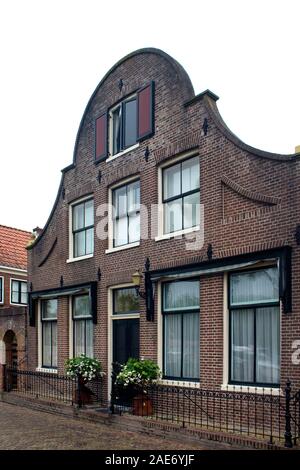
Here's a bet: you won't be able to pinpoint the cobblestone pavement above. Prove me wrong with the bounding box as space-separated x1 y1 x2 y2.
0 402 238 450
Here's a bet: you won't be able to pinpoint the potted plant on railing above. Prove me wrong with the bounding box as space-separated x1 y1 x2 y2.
65 354 105 406
115 358 161 416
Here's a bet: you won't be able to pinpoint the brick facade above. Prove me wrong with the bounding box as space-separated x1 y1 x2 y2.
27 48 300 399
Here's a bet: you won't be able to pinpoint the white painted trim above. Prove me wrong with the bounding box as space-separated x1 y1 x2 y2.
9 277 27 306
220 384 283 396
106 144 139 163
107 283 141 400
66 254 94 263
157 151 200 239
36 367 58 374
0 276 4 304
222 273 229 386
105 242 140 254
155 226 200 242
157 379 201 389
0 266 27 274
107 175 140 251
68 194 94 261
157 282 163 373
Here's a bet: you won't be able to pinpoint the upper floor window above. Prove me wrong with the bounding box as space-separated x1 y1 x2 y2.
162 156 200 234
110 96 137 156
72 199 94 258
112 180 140 248
11 279 27 305
41 299 57 369
0 277 3 304
229 267 280 386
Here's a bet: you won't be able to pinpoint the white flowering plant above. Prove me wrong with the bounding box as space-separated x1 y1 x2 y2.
65 354 105 383
115 358 161 394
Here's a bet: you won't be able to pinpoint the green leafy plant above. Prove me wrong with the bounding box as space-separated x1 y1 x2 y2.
65 354 105 383
115 358 161 393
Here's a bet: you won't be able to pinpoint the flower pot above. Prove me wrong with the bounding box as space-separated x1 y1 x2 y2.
133 395 153 416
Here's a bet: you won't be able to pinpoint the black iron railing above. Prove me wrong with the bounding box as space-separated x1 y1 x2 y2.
110 377 300 447
5 367 105 407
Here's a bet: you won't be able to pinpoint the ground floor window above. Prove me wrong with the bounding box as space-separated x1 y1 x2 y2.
73 294 93 357
229 267 280 386
162 279 200 380
41 299 57 368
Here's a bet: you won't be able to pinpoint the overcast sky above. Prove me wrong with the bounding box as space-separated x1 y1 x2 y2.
0 0 299 232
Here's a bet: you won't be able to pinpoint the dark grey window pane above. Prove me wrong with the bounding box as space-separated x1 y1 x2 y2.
230 267 279 306
113 106 121 155
256 307 280 384
231 309 254 383
164 200 182 233
113 288 139 314
127 180 140 213
42 322 52 367
74 231 85 257
124 99 137 148
182 157 200 193
114 217 128 247
73 203 85 231
182 313 199 379
163 163 181 199
114 186 127 218
164 280 200 311
183 192 200 229
164 314 181 377
73 295 91 318
85 228 94 254
42 299 58 320
85 200 94 227
52 323 57 367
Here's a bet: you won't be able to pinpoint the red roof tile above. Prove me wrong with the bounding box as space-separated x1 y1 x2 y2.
0 225 32 270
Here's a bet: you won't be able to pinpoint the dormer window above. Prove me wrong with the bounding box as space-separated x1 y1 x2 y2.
110 96 137 156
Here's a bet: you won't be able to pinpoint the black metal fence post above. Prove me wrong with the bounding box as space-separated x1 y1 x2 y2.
284 379 293 448
110 364 117 414
77 375 82 408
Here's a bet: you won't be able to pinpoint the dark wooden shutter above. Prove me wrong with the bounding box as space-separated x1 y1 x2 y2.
95 112 108 161
137 81 155 141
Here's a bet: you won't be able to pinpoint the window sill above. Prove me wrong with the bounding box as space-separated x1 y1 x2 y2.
36 367 58 374
221 384 283 395
66 254 94 263
158 379 201 389
10 302 27 307
155 226 200 242
106 144 139 163
105 242 140 254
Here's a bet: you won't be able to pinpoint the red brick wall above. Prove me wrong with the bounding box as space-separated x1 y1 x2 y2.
26 48 300 394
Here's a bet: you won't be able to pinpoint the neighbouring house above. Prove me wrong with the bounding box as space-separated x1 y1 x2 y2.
16 48 300 443
0 225 32 379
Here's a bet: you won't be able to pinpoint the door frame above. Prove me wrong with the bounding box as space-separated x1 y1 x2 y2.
107 283 140 400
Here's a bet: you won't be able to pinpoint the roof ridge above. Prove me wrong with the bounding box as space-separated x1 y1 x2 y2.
0 224 32 235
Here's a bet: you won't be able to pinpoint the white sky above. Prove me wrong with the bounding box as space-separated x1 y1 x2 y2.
0 0 299 232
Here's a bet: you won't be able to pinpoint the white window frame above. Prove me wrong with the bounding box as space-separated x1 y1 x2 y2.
106 176 141 253
107 283 141 399
106 93 139 163
36 299 58 374
155 151 200 242
10 278 27 306
69 292 94 359
67 194 94 263
0 276 4 304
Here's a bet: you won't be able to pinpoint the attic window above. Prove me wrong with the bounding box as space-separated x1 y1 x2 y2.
110 95 137 156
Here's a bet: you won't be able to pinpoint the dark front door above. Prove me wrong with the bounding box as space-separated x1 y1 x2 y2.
112 318 139 406
113 318 139 365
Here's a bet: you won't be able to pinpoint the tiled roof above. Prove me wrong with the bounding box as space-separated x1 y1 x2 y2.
0 225 32 270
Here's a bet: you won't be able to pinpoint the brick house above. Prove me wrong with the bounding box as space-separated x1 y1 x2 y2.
25 47 300 405
0 225 31 379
